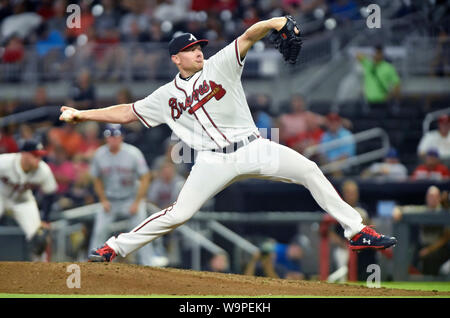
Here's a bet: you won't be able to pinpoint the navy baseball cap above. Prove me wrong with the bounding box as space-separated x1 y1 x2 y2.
168 33 208 55
385 148 398 159
103 124 123 138
426 148 440 158
19 139 48 157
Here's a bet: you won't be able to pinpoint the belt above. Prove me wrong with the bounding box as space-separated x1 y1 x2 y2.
211 133 259 153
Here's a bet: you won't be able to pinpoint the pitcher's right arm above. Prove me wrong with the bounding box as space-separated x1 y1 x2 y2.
59 104 138 124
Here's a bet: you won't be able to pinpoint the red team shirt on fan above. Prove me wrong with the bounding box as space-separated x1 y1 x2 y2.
131 39 259 151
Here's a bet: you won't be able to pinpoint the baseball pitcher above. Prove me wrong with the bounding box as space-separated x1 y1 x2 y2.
59 16 397 263
0 140 57 259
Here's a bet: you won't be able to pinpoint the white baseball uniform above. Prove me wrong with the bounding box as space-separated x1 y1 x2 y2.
105 39 364 258
0 153 57 240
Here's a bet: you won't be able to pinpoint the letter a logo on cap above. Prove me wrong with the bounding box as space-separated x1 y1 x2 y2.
189 34 197 41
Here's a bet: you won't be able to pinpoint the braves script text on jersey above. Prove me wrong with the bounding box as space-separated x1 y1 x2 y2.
132 40 259 151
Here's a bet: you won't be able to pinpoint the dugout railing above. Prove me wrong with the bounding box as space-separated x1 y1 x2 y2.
303 127 391 175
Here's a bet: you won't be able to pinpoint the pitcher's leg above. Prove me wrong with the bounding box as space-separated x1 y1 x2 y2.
106 154 238 258
132 201 159 266
261 141 364 239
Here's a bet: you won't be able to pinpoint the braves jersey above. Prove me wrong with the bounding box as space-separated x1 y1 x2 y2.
132 39 259 151
90 143 149 200
0 153 57 202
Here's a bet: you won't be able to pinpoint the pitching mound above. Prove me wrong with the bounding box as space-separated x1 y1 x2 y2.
0 262 447 297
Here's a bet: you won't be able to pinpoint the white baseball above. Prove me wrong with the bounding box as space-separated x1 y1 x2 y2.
61 110 76 122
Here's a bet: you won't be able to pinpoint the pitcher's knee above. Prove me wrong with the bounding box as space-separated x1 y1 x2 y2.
168 206 196 226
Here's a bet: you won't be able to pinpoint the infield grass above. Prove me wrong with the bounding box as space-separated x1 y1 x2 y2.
1 282 449 298
342 281 450 292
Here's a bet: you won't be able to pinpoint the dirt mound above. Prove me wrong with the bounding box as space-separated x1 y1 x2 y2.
0 262 447 297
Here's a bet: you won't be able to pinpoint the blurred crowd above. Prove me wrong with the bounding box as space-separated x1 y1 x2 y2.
0 0 433 82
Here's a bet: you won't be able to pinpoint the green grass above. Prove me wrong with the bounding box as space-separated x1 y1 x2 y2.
1 282 449 298
343 281 450 292
1 293 449 298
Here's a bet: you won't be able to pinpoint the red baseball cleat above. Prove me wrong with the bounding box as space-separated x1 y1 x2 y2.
88 244 117 262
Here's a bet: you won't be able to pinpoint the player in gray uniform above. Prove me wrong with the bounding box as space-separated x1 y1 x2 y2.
89 124 154 265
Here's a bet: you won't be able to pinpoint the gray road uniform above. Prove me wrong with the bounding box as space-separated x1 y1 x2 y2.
89 142 154 265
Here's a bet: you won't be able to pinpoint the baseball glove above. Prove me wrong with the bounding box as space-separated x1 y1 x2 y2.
268 16 303 64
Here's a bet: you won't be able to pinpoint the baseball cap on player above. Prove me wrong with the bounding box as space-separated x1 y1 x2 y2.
168 33 208 55
103 124 123 138
19 139 48 157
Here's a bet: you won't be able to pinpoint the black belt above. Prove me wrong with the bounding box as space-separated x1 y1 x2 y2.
211 134 259 153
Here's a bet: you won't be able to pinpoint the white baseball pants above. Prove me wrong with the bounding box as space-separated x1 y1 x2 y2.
0 193 41 241
107 138 364 258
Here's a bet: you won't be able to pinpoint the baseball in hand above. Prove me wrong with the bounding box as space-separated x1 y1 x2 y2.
61 109 77 122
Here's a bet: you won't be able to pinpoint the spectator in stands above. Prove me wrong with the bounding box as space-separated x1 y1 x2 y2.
356 45 401 112
12 87 54 126
328 0 360 22
277 94 326 154
47 123 84 159
393 185 450 276
319 112 355 176
361 147 408 181
77 121 102 162
412 149 449 181
94 0 121 41
16 123 34 144
147 160 186 210
417 114 450 166
274 240 305 280
36 0 55 21
250 93 274 140
35 22 65 59
1 34 24 64
67 69 96 110
430 28 450 77
69 154 96 208
154 0 189 25
207 252 231 273
0 1 42 41
0 126 18 154
282 0 303 17
244 238 280 278
46 0 68 40
0 99 19 117
119 0 151 42
1 34 25 82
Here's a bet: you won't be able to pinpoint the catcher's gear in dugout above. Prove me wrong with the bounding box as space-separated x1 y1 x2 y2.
268 16 303 64
30 227 50 255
